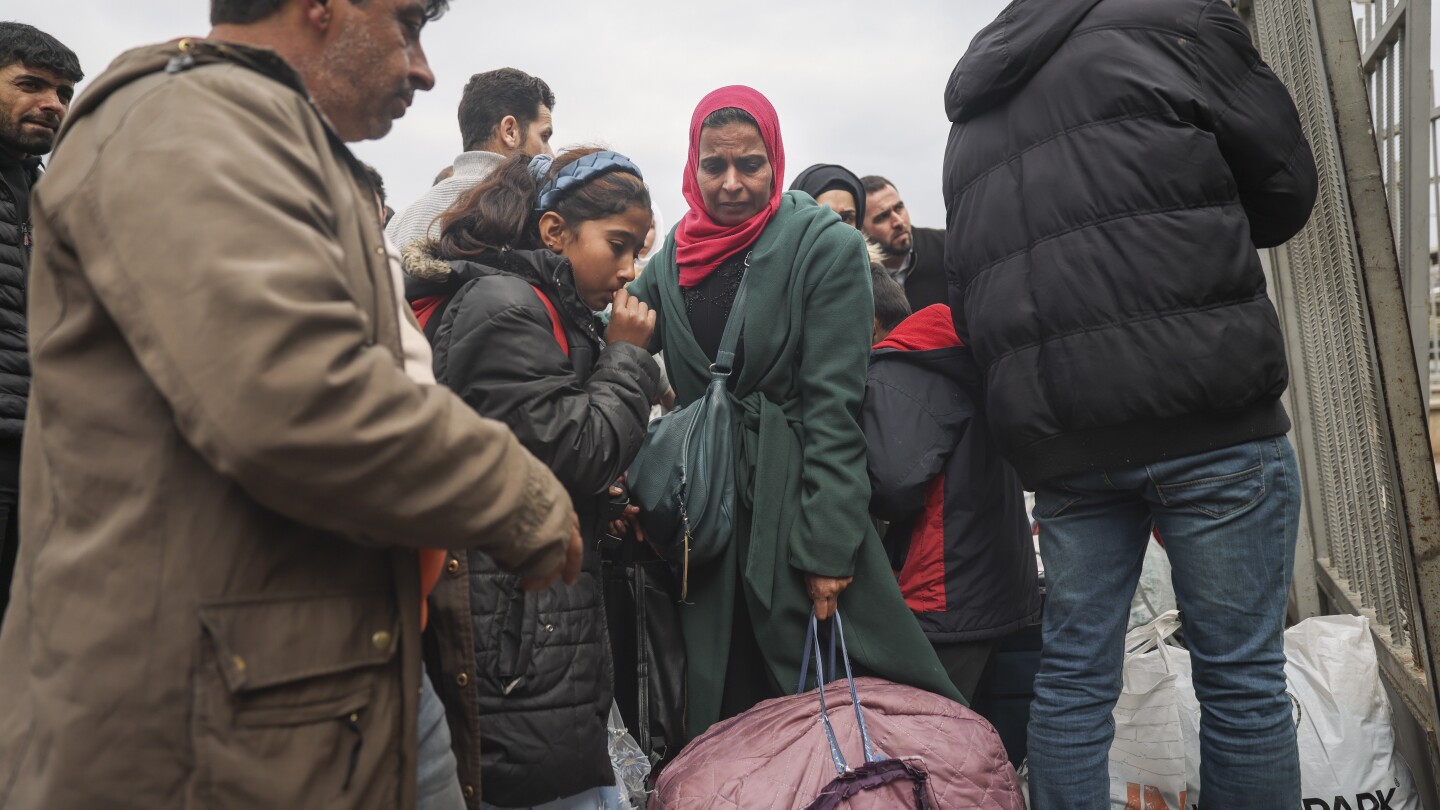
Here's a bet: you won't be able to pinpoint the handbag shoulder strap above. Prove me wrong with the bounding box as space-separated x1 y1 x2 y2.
713 252 752 375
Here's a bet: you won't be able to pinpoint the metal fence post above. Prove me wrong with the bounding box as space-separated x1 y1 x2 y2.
1313 0 1440 747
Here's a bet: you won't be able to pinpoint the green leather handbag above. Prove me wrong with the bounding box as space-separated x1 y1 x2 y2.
626 254 751 598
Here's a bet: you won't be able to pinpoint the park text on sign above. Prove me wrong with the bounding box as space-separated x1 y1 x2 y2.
1302 790 1401 810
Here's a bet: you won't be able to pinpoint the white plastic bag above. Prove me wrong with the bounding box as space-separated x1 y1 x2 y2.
1285 614 1419 810
1127 538 1176 630
1038 611 1419 810
1107 610 1200 810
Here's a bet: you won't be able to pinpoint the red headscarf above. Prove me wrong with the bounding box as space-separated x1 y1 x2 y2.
675 86 786 287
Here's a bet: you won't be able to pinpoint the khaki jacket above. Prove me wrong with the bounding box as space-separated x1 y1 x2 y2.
0 40 573 810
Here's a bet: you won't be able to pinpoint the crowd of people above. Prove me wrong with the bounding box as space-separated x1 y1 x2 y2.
0 0 1320 808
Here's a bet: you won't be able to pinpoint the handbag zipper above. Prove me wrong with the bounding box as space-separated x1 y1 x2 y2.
679 499 691 602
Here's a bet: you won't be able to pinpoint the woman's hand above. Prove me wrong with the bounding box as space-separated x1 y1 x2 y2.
607 482 646 542
606 289 656 348
805 574 854 621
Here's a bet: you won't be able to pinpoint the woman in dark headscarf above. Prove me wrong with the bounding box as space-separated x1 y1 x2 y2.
790 163 866 228
628 86 962 740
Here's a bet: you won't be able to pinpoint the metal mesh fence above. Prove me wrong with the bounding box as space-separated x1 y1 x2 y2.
1251 0 1417 656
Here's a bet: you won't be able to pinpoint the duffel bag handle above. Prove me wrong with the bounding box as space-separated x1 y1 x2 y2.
796 608 837 695
797 609 878 774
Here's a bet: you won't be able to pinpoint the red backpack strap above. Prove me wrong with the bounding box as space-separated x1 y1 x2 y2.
529 285 569 358
411 294 445 331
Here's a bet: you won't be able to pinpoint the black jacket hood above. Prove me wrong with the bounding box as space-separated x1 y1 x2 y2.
873 345 982 395
945 0 1105 122
870 304 981 392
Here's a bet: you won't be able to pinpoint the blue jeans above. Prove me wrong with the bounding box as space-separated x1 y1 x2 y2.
1026 436 1301 810
418 664 466 810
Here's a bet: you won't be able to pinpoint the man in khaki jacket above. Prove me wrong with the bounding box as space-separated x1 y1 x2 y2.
0 1 583 808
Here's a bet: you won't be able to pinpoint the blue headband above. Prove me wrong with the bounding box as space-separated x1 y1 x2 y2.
527 154 554 188
532 150 645 213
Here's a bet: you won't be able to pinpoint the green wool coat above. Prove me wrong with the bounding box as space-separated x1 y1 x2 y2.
629 192 963 740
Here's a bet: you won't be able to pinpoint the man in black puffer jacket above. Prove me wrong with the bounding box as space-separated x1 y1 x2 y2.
0 25 81 624
943 1 1317 807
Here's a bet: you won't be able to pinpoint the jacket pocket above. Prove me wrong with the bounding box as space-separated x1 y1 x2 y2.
192 593 402 810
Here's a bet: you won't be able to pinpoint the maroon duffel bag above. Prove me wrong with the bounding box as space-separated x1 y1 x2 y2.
652 611 1026 809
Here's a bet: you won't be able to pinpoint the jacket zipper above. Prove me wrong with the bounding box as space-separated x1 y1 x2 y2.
552 260 602 345
21 222 30 249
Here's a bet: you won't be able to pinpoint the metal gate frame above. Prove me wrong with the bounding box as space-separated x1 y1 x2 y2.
1243 0 1440 796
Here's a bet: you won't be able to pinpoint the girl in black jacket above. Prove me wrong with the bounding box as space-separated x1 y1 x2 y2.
407 148 661 810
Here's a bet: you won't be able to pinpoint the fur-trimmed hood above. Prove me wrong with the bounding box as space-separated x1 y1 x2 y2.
866 238 886 268
400 237 602 345
400 237 572 304
401 237 453 283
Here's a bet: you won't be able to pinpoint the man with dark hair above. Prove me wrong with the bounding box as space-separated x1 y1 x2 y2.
870 264 911 344
457 67 554 156
386 67 554 247
0 22 80 627
0 2 583 809
943 1 1317 806
360 161 394 225
861 175 947 312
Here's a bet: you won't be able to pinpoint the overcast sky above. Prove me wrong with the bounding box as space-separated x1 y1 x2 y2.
22 1 1011 231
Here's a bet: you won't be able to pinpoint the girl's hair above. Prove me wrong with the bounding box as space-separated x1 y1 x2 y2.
436 146 651 261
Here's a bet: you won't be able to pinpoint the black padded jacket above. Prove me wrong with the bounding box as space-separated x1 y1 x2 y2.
942 0 1318 486
902 226 948 313
407 242 662 807
0 158 39 444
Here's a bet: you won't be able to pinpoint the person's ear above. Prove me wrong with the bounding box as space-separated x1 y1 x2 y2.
303 0 333 33
499 115 521 151
538 211 569 254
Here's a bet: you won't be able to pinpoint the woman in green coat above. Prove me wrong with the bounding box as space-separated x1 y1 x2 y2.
627 85 963 740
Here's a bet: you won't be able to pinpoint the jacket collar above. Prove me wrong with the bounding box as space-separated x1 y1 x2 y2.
0 153 41 205
58 39 355 172
0 152 40 174
450 151 506 179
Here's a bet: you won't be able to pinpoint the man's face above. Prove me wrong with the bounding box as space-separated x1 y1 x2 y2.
518 104 554 158
312 0 436 142
863 183 913 257
0 62 74 159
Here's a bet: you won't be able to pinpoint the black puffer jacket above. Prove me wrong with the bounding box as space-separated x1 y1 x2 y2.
0 158 39 443
406 242 662 807
942 0 1318 486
